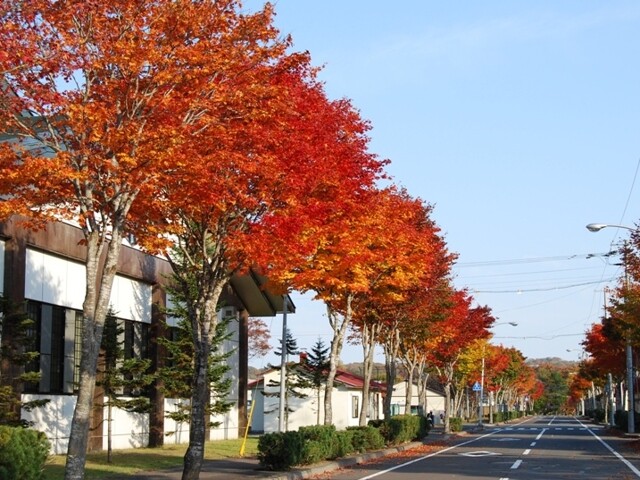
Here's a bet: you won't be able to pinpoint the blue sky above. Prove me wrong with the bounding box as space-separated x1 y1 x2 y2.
247 1 640 368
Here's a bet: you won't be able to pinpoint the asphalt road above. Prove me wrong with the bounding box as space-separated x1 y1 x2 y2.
315 416 640 480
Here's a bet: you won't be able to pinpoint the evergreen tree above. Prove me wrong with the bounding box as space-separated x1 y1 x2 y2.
306 338 330 424
98 308 154 463
156 284 233 435
0 296 47 426
265 329 311 429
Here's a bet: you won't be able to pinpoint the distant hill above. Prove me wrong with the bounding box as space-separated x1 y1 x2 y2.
526 357 579 368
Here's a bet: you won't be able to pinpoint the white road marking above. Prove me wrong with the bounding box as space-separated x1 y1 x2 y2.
511 459 522 469
355 429 502 480
530 442 536 447
459 451 501 457
575 417 640 478
523 449 531 455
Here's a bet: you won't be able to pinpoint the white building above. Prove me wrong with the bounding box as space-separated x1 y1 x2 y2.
0 217 289 454
249 364 384 433
389 382 446 423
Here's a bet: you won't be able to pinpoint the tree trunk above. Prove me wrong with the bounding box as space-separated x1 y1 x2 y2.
444 380 452 433
324 295 352 425
181 281 224 480
401 349 418 415
182 330 210 480
107 402 112 463
382 326 400 419
359 322 378 426
418 367 428 414
65 231 122 480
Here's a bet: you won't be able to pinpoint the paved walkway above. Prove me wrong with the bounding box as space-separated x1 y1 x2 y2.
129 428 455 480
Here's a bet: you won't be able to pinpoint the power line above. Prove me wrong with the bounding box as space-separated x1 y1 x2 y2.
473 277 616 293
456 251 616 268
494 333 584 340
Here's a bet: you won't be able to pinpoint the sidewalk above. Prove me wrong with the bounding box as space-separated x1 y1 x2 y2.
129 427 458 480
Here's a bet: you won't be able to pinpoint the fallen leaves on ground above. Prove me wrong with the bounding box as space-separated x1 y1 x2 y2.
308 439 456 479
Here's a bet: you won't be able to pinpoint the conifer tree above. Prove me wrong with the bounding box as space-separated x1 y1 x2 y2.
0 296 48 426
306 337 330 424
265 329 311 429
98 308 154 463
156 274 233 438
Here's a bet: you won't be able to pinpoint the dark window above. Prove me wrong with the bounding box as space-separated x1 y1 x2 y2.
352 396 359 419
49 306 65 393
25 301 80 394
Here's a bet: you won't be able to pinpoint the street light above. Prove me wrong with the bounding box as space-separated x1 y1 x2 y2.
586 223 635 233
586 222 635 434
478 321 518 428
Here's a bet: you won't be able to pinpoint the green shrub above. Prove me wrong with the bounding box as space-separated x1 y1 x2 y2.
299 425 337 464
347 425 385 452
448 417 463 432
0 426 49 480
383 415 425 445
257 431 304 471
614 410 640 432
592 408 606 423
333 430 355 458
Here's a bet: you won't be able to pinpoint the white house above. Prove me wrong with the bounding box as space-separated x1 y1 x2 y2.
249 364 384 433
390 381 446 424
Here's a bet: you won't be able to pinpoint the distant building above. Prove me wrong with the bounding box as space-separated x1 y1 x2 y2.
390 381 446 422
249 359 384 433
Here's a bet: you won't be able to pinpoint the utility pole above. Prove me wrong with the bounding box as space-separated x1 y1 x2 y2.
477 355 485 429
278 296 288 433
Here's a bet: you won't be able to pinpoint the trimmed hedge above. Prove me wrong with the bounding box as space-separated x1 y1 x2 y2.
347 425 385 452
378 415 429 445
448 417 463 432
614 410 640 432
299 425 338 464
0 426 49 480
258 416 430 471
257 430 305 471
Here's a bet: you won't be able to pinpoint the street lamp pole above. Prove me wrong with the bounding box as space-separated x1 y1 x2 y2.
478 355 485 429
278 295 289 433
586 222 636 434
478 321 518 428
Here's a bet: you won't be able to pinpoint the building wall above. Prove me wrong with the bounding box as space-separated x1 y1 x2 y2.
248 388 265 433
21 393 76 455
390 383 446 421
1 219 244 454
254 370 383 433
101 399 149 450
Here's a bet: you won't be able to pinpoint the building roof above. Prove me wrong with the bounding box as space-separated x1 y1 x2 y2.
249 363 384 391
